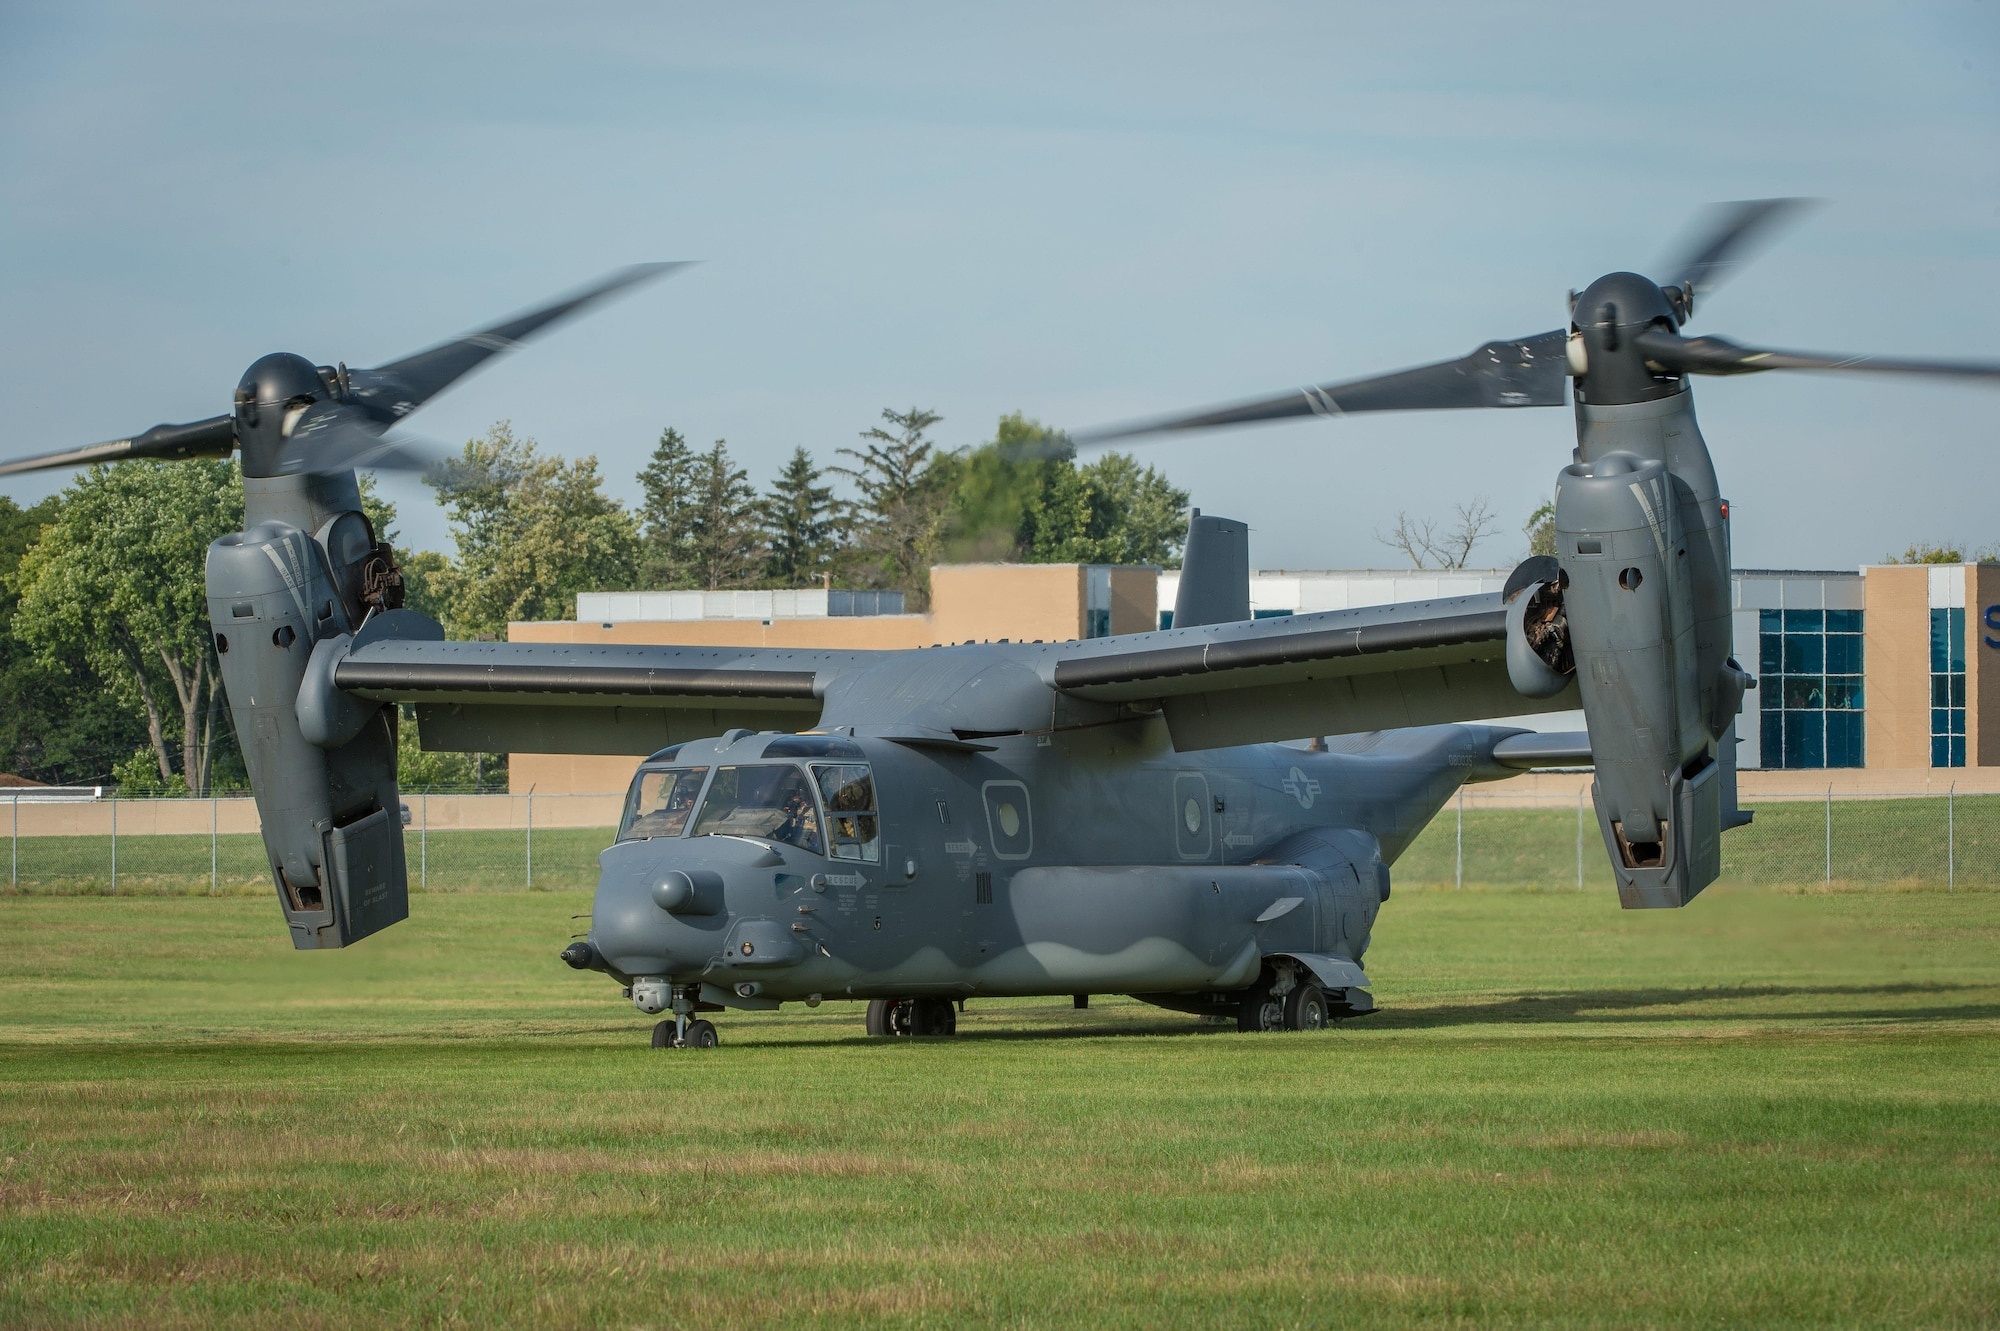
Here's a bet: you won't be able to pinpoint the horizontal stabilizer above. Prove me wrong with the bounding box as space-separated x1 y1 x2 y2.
1490 730 1593 769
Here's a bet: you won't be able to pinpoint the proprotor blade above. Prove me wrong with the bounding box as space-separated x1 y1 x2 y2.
1077 330 1567 444
1633 328 2000 381
1660 198 1814 299
346 262 691 426
273 400 450 477
0 415 236 478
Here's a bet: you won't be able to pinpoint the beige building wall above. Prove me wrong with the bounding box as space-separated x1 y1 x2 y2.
1864 565 1930 769
508 563 1157 794
1864 563 1928 767
1973 566 2000 766
1110 566 1156 635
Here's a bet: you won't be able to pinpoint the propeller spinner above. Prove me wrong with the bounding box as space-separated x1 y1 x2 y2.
0 263 686 480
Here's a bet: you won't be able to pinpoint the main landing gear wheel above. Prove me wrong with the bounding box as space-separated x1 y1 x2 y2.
865 997 957 1037
650 1017 721 1049
1238 979 1330 1032
1285 983 1329 1031
1238 987 1285 1033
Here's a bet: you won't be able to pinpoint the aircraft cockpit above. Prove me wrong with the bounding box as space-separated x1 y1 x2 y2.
616 740 882 863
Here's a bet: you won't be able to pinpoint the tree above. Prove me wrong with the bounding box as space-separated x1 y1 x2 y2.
1074 452 1190 566
943 414 1190 567
0 494 153 783
944 414 1075 563
1882 541 2000 564
1523 500 1557 558
427 422 640 638
759 447 841 586
637 427 701 589
687 440 762 590
10 460 243 793
831 407 959 607
1376 498 1499 569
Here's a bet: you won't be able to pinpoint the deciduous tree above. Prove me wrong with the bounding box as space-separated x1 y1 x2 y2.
427 422 639 638
10 460 242 793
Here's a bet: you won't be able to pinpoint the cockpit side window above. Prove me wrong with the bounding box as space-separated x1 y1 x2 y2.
813 763 881 863
618 766 710 842
689 764 825 855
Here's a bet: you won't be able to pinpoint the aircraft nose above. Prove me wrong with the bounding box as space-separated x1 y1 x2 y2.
588 836 813 979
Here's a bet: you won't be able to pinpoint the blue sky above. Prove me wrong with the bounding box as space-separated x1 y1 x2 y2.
3 2 1998 569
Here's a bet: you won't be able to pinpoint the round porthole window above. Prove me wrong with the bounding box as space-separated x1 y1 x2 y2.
1183 797 1202 833
998 802 1021 837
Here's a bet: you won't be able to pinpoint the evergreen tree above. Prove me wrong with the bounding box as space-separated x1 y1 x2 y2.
637 426 701 588
759 447 841 587
687 440 762 590
831 407 959 607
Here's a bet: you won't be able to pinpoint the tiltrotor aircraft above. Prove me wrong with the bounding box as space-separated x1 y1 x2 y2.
7 203 1999 1048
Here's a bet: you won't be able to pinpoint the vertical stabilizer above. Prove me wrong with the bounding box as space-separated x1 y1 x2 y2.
1173 510 1251 628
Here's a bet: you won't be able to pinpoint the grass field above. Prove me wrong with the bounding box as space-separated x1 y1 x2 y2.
2 885 1997 1327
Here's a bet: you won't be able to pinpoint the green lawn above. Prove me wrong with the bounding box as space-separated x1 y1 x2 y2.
1 886 1996 1327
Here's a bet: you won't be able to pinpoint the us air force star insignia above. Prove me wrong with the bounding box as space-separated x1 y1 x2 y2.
1282 766 1321 809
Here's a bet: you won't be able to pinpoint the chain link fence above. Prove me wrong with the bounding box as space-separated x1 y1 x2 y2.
0 792 621 895
1394 786 1995 892
2 786 1991 896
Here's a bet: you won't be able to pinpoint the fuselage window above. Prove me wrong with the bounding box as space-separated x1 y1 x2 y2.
690 764 825 855
618 766 710 842
813 763 881 863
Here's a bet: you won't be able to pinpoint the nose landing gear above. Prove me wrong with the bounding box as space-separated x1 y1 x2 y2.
643 983 722 1049
652 1017 719 1049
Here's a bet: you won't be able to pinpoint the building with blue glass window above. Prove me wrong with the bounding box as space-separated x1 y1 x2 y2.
1160 563 2000 773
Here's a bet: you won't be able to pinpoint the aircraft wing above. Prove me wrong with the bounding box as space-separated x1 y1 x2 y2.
1050 593 1576 751
332 632 852 755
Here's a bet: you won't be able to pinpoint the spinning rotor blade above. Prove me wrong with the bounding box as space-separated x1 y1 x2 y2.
0 263 685 481
1659 197 1813 299
275 400 450 477
1077 330 1568 445
0 415 236 478
348 262 688 425
1632 328 2000 382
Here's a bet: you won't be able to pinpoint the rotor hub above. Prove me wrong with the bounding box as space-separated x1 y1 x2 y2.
1570 272 1685 406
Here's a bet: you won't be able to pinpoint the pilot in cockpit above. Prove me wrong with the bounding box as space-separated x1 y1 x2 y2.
774 785 825 856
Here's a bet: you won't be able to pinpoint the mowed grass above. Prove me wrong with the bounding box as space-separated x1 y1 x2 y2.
1 888 1997 1328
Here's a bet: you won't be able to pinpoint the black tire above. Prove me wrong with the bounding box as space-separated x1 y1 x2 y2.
912 997 956 1036
685 1018 719 1048
1237 986 1282 1032
864 995 916 1039
650 1019 674 1049
1284 983 1328 1032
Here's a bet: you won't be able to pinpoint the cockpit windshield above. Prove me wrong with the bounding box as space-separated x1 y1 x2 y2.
689 764 824 855
618 766 710 841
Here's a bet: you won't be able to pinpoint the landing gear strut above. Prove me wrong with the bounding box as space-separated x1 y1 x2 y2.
866 997 957 1037
1237 964 1329 1032
649 986 721 1048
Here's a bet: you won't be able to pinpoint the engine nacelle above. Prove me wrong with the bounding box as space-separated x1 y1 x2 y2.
206 478 407 948
1556 448 1719 907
